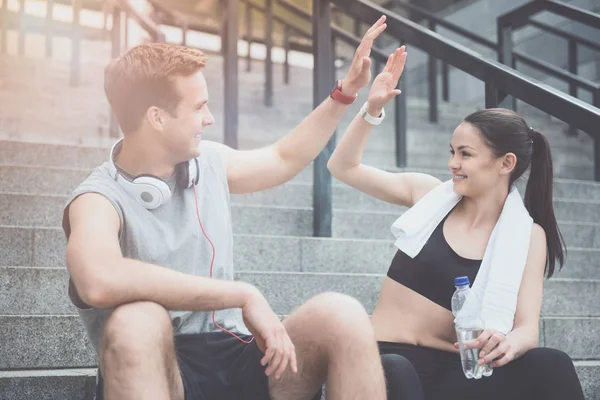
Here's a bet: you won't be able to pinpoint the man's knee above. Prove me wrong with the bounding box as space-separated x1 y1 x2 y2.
101 301 173 359
303 292 371 332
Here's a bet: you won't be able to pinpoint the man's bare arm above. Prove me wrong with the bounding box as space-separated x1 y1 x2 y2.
66 193 257 310
217 16 389 194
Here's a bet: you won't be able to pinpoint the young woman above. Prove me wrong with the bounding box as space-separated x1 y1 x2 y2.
327 46 586 400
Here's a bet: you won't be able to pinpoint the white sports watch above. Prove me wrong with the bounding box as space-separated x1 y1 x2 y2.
359 101 385 125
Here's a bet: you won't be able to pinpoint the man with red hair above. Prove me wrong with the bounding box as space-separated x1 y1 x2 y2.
63 16 390 400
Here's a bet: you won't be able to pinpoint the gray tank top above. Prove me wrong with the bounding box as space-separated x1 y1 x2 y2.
62 141 250 353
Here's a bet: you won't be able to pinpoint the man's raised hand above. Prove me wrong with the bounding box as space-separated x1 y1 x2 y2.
340 15 388 97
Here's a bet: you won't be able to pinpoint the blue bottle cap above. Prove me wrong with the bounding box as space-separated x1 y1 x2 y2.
454 276 470 287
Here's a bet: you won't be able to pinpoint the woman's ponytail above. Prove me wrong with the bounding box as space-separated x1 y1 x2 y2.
524 128 566 278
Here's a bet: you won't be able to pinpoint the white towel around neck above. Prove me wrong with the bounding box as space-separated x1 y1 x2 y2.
390 179 533 335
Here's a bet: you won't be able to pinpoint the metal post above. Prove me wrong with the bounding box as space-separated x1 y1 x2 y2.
2 0 9 54
331 34 336 85
428 20 438 123
594 90 600 181
511 56 518 112
224 0 239 148
181 22 187 46
497 24 514 110
312 0 334 237
246 4 252 71
568 39 578 98
283 25 290 84
485 81 499 108
18 0 25 56
70 0 81 87
45 0 54 57
395 67 407 168
264 0 273 107
109 7 121 138
442 61 449 102
568 38 578 136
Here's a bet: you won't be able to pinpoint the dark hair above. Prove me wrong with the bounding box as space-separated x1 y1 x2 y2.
463 108 565 278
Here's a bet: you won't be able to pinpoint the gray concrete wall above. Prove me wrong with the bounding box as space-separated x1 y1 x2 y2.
392 0 600 107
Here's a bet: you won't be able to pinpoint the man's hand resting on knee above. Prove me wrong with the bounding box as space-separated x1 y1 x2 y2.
242 288 298 380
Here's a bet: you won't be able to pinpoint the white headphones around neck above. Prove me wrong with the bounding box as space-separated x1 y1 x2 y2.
107 138 200 210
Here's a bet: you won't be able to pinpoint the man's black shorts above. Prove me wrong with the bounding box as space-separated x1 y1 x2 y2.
95 331 270 400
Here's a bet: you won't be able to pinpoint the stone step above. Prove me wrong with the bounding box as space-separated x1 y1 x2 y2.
0 314 599 368
2 267 599 317
1 193 599 246
1 226 598 280
3 164 600 202
0 368 97 400
0 362 598 400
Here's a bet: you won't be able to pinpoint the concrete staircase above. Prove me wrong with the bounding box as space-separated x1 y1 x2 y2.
1 15 600 400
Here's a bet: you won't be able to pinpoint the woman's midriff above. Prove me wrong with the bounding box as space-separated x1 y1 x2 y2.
371 277 460 353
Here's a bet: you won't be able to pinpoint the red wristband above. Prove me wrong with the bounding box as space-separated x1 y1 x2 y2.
329 80 357 104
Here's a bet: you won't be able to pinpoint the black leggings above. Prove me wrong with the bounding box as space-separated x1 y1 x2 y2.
379 341 585 400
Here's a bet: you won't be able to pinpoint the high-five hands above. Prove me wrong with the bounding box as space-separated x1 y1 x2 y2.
366 45 407 116
340 15 388 97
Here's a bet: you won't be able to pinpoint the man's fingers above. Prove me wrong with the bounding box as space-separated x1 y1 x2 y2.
363 56 372 68
289 342 298 374
358 21 387 58
369 23 387 40
274 343 291 379
261 336 277 367
265 335 284 376
261 347 274 367
365 15 386 35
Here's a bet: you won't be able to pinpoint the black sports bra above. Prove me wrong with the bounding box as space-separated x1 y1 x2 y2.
387 212 482 311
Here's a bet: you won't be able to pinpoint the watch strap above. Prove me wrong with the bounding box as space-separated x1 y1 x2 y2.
360 101 385 125
330 80 357 104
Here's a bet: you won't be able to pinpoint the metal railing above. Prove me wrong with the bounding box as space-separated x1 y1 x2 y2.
333 0 600 137
0 0 96 86
0 0 176 137
498 0 600 134
378 0 600 129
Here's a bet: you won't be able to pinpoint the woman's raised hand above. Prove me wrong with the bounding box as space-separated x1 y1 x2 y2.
366 46 407 116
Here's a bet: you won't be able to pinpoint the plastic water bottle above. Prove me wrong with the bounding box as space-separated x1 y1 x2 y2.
451 276 493 379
